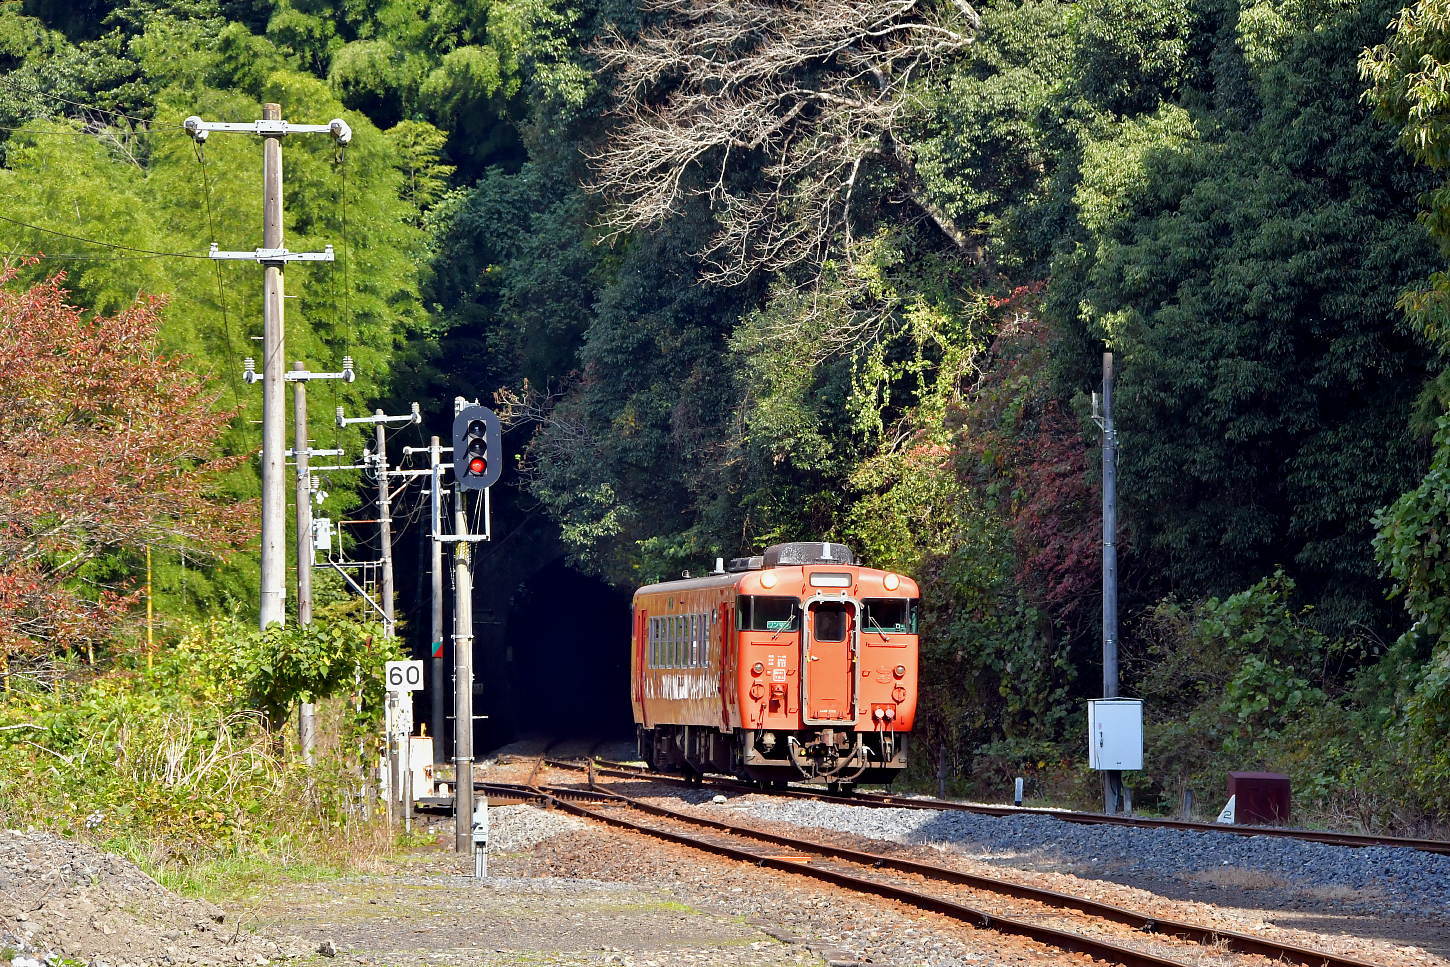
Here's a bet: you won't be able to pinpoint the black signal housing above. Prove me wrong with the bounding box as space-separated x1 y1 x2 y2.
452 404 502 490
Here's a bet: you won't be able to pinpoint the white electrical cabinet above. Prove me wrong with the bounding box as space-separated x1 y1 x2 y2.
313 516 333 553
1087 698 1143 770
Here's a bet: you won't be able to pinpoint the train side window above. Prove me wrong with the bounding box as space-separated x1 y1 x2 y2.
648 616 656 667
862 598 919 634
739 595 800 632
671 615 680 667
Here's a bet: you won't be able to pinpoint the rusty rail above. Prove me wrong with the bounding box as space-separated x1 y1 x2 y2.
495 777 1389 967
569 758 1450 857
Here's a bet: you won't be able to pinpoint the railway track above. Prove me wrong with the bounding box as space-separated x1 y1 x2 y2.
493 769 1388 967
562 757 1450 857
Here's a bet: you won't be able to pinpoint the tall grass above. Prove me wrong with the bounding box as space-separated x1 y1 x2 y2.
0 636 403 895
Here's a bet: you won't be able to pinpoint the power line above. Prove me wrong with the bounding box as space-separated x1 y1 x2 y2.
5 252 177 260
0 212 212 259
0 78 152 125
0 124 120 136
193 143 245 412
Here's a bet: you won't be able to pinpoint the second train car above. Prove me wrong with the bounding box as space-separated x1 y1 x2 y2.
631 541 918 788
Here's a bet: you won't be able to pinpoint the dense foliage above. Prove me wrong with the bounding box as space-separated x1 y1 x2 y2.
6 0 1450 831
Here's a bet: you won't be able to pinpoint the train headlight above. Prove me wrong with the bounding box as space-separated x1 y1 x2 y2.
760 571 778 589
884 573 901 590
894 665 906 679
751 662 764 676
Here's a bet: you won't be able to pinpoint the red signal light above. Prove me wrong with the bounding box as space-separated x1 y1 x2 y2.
468 457 487 474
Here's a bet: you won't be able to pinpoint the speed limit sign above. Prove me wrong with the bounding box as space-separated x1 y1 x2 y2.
384 660 425 692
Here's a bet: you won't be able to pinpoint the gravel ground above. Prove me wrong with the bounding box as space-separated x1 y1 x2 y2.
700 795 1450 920
260 786 1450 967
245 806 831 967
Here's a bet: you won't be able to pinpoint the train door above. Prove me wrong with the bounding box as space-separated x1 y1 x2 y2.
802 599 857 723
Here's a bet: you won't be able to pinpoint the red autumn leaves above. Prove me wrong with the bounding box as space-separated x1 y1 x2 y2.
0 265 244 658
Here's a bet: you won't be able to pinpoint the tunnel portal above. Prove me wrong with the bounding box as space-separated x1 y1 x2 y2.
479 559 635 750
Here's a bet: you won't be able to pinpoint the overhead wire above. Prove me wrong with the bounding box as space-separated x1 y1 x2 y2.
0 212 212 258
3 252 181 260
0 78 153 125
193 141 246 412
0 124 133 136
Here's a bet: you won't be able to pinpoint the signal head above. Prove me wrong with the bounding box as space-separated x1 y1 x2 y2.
451 404 502 491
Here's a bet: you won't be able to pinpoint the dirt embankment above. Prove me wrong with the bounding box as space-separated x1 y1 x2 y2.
0 830 299 967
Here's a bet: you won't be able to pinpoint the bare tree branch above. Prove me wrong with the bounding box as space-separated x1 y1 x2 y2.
588 0 976 283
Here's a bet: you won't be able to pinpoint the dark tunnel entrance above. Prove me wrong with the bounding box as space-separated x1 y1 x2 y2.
479 559 634 751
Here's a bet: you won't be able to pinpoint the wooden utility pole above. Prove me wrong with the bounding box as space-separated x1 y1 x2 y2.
294 362 316 764
183 105 350 632
452 487 475 854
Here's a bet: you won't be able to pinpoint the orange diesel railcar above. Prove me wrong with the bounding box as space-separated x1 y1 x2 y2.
631 541 918 788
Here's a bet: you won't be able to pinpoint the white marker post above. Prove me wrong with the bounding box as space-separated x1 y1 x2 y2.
384 660 425 825
471 798 489 879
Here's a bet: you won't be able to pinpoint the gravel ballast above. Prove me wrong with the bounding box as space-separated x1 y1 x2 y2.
716 795 1450 919
487 805 590 853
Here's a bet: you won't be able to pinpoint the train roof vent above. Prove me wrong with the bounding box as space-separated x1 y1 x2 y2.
727 556 764 572
761 542 856 568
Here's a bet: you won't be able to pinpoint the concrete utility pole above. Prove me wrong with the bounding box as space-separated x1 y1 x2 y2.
429 435 447 764
375 414 397 639
336 403 421 638
452 486 475 854
258 105 288 629
336 403 421 824
1101 351 1124 815
294 363 316 762
282 359 352 762
183 104 350 631
376 415 400 828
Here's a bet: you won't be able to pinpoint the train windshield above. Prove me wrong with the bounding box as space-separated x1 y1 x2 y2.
862 598 919 634
738 595 800 632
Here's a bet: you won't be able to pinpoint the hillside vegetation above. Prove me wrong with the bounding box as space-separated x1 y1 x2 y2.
3 0 1450 844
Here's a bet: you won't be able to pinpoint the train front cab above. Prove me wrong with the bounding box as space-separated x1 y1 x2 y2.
735 564 917 786
631 555 918 788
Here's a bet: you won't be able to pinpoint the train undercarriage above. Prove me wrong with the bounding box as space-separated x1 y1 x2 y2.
638 724 907 791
